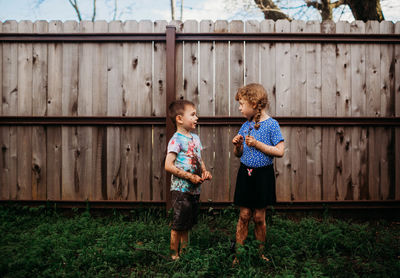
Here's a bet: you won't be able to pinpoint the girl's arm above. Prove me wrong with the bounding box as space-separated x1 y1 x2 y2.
232 134 244 157
165 152 202 184
246 136 284 157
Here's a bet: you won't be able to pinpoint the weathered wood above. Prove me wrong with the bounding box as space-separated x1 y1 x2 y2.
335 21 352 200
321 20 337 201
350 21 368 200
107 21 123 200
305 20 322 201
32 20 48 200
152 20 168 201
61 21 79 200
169 20 184 100
17 21 33 200
290 20 307 201
275 20 291 201
47 20 63 200
228 20 244 201
245 20 259 84
92 20 108 200
214 20 230 202
395 22 400 200
199 20 215 202
366 21 381 200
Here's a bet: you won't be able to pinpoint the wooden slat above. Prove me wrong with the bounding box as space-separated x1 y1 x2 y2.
351 21 368 200
395 22 400 200
76 21 94 200
169 20 184 100
335 21 352 200
46 20 63 200
92 20 108 200
107 21 123 200
290 20 307 201
245 20 259 84
275 20 291 201
61 21 79 200
366 21 381 200
380 21 395 200
152 20 168 202
199 20 215 202
17 21 33 200
228 20 245 201
32 20 48 200
305 20 322 201
321 20 337 201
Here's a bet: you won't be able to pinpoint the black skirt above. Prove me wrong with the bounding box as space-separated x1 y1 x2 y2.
234 163 276 209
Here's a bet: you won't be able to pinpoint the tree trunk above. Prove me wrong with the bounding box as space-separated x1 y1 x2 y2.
254 0 291 21
346 0 384 21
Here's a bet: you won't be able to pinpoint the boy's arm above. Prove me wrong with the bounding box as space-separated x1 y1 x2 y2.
246 137 284 157
200 160 212 181
165 152 202 184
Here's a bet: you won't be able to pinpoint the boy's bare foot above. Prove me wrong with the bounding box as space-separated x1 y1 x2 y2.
232 257 239 267
171 254 180 261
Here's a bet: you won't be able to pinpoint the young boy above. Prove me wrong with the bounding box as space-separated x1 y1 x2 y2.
165 99 212 260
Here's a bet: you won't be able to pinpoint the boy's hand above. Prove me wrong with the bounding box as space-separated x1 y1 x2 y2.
189 174 203 185
232 135 244 146
202 170 212 181
245 135 258 147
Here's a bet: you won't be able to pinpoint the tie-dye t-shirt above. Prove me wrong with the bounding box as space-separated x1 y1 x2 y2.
167 132 203 194
238 118 284 168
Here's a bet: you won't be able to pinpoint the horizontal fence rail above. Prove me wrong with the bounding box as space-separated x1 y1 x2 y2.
1 32 399 43
1 116 400 126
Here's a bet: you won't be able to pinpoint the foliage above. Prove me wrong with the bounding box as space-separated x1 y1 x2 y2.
0 206 399 277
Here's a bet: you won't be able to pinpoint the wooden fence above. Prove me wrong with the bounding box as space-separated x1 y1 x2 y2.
0 19 399 205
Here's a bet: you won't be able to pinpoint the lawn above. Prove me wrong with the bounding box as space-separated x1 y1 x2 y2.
0 205 399 277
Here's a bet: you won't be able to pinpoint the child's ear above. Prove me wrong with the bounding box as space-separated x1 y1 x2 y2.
176 115 183 124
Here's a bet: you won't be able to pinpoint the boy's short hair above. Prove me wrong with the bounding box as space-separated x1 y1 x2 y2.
168 99 195 126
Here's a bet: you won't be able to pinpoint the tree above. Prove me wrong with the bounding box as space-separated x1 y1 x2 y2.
228 0 385 21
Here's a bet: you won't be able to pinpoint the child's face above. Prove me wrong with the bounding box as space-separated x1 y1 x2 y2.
177 105 198 131
238 98 256 120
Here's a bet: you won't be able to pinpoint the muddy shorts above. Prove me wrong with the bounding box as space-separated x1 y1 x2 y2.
171 191 200 231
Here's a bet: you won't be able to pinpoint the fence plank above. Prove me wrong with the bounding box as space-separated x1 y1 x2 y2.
245 20 259 84
199 20 215 202
350 21 368 200
213 20 230 202
107 21 123 200
61 21 79 200
228 21 244 201
290 20 306 200
335 21 352 200
47 20 63 200
169 20 184 100
92 20 108 200
0 21 3 199
305 20 322 201
275 20 291 201
152 20 168 202
32 21 48 200
366 21 381 200
17 21 33 200
380 21 395 200
395 22 400 200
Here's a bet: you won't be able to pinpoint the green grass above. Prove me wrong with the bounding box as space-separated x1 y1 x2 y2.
0 206 399 277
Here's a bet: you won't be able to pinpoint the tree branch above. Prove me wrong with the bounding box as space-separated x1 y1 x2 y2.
332 0 347 9
113 0 117 21
68 0 82 21
92 0 96 22
254 0 291 20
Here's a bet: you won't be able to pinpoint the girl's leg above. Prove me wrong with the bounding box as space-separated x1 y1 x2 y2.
170 229 180 260
253 208 269 261
180 230 189 251
236 207 252 245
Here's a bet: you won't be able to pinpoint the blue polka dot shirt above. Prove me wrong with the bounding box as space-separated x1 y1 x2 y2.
238 118 284 168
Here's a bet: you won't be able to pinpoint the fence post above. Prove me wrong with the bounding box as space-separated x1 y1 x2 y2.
165 25 176 212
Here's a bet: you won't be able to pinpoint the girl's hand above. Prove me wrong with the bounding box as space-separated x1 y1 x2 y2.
190 174 203 185
232 135 244 146
202 170 212 181
245 135 258 147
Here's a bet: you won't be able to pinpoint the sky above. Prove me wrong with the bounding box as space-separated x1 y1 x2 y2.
0 0 399 23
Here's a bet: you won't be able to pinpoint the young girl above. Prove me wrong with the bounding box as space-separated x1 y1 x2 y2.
232 83 284 263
